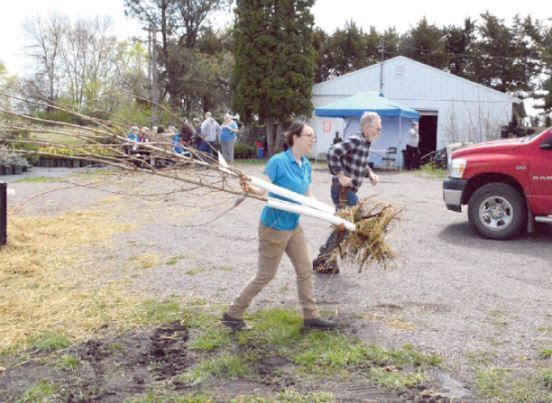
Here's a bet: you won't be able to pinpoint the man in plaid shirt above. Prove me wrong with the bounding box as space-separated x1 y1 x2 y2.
313 111 381 274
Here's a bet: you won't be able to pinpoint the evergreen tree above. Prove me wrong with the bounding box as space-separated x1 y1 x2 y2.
232 0 315 156
471 12 539 94
312 27 331 83
442 18 476 78
399 17 448 69
536 24 552 119
380 28 400 59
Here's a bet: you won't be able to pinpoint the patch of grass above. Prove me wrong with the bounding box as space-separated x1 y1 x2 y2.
541 369 552 390
73 168 116 177
293 331 367 372
363 343 442 368
474 367 552 401
234 389 334 402
165 254 185 265
32 130 86 146
131 253 162 269
368 366 426 390
13 176 62 183
237 309 304 348
180 309 215 329
415 164 447 179
474 367 513 398
465 350 498 367
538 347 552 359
386 318 416 331
30 333 71 352
279 285 290 293
186 267 207 276
537 326 552 334
56 354 82 371
487 310 508 328
125 391 214 403
218 266 234 272
22 380 57 401
176 354 251 386
229 309 438 390
135 298 184 326
235 159 265 166
188 328 231 352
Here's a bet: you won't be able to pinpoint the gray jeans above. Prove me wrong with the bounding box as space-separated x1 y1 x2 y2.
220 140 235 165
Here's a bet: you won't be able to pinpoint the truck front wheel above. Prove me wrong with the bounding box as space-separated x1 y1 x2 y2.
467 183 527 240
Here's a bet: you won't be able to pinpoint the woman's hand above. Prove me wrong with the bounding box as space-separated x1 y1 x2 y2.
239 174 251 193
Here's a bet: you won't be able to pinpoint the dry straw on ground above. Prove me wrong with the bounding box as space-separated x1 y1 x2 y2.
0 204 141 353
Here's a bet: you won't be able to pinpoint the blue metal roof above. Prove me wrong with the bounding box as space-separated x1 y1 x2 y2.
315 91 420 119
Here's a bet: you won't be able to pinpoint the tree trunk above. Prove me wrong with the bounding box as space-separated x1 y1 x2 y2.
266 118 286 157
275 124 284 153
266 117 277 157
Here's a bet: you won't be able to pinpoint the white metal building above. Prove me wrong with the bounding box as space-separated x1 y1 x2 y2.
310 55 521 160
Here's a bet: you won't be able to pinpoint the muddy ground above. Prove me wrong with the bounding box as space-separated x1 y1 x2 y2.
1 164 551 401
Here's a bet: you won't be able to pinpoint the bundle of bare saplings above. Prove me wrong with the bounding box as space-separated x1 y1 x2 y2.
0 93 400 271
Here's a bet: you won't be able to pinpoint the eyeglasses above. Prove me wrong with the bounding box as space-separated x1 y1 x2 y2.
301 134 317 142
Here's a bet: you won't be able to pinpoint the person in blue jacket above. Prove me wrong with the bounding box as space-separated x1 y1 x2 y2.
222 121 337 332
220 113 239 164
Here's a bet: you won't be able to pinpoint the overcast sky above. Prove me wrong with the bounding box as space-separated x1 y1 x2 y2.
1 0 551 73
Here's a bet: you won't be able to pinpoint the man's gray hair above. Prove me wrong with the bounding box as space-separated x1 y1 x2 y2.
360 111 381 129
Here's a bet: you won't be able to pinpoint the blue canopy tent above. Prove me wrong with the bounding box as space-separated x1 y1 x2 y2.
315 92 420 168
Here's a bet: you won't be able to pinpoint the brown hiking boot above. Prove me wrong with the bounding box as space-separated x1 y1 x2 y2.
304 317 337 331
221 312 252 331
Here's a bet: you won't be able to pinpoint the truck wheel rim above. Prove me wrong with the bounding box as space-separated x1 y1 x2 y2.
478 196 513 231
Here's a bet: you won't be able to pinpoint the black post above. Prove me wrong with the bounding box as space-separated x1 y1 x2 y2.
0 182 6 246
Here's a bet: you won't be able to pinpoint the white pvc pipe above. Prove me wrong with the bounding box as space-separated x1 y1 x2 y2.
250 176 335 214
267 198 356 232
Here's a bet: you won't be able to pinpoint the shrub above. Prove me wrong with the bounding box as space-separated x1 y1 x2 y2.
0 146 29 168
234 143 255 159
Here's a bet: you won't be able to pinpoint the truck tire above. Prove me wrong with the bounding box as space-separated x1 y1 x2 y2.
467 183 527 240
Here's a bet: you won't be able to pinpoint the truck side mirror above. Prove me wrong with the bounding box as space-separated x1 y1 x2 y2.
540 137 552 150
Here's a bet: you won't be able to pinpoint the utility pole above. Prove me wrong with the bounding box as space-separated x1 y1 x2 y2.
149 23 159 128
379 37 385 95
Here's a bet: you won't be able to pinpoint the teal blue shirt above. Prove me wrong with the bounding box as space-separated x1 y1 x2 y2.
220 121 238 143
260 149 312 231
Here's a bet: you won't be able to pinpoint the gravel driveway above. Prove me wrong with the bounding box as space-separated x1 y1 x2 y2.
5 164 552 398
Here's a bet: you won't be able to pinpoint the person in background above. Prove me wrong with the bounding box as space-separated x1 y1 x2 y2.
312 111 381 275
180 119 195 148
167 125 177 136
222 121 337 332
192 118 202 149
405 121 420 170
125 126 140 154
220 113 239 165
200 112 221 158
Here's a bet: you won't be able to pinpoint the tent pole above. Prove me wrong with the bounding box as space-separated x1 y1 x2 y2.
399 115 402 170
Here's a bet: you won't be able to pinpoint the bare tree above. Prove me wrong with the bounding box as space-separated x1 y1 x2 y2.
124 0 231 109
23 13 69 106
60 17 119 109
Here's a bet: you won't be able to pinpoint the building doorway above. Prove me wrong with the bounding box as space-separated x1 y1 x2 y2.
419 115 438 161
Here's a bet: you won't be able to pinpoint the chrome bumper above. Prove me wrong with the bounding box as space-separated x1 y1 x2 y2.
442 178 467 212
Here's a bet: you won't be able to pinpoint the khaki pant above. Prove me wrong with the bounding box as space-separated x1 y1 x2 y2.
227 224 320 320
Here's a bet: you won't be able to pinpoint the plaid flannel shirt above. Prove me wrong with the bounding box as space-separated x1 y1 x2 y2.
327 135 372 193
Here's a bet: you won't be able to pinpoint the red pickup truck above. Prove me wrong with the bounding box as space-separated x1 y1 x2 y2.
443 128 552 239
